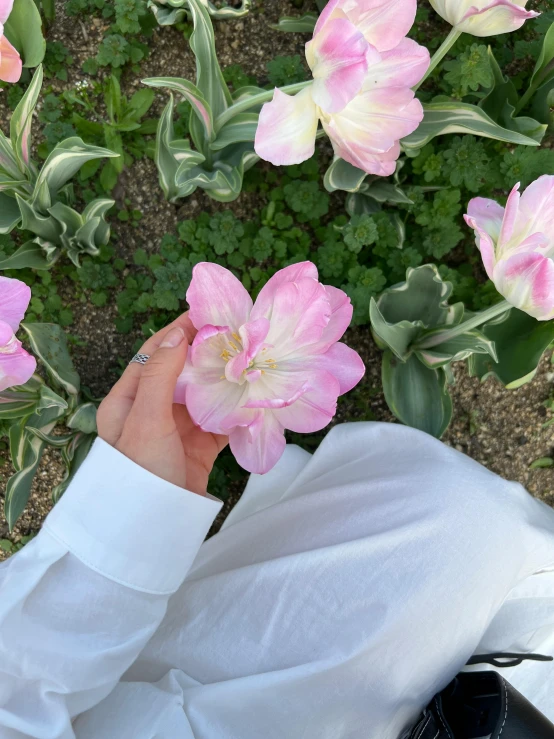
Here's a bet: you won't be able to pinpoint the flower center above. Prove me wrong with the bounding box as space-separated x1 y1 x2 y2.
218 332 278 382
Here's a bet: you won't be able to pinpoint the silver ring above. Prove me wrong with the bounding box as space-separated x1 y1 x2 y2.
130 353 150 366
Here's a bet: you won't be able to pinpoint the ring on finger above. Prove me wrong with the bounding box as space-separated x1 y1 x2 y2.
129 353 150 366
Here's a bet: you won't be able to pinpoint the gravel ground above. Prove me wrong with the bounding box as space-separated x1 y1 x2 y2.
1 0 553 558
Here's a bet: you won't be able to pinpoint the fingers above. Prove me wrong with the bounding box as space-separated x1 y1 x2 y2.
125 326 189 437
97 312 196 445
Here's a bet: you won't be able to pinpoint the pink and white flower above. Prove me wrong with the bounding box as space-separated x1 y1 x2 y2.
465 176 554 321
0 276 36 392
0 0 22 84
175 262 365 474
255 0 429 177
429 0 539 37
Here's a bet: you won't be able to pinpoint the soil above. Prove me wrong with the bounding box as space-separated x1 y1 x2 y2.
1 0 553 559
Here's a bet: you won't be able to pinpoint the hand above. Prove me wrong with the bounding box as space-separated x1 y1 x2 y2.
97 313 228 495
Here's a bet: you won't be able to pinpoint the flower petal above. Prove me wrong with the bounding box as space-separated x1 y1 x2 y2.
0 276 31 331
322 87 422 174
186 262 252 332
271 369 340 433
306 17 371 114
255 87 318 167
265 278 331 357
312 342 366 395
0 34 22 84
493 252 554 321
185 379 247 435
498 182 521 249
250 262 319 322
518 175 554 253
225 317 270 384
342 0 418 52
174 325 229 403
465 197 505 278
229 410 286 475
0 0 13 23
0 342 36 393
364 37 430 90
457 0 539 37
308 285 353 353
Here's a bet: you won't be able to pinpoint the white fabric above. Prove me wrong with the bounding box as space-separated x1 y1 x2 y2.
0 423 553 739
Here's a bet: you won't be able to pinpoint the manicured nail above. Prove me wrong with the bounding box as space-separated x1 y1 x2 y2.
161 327 185 348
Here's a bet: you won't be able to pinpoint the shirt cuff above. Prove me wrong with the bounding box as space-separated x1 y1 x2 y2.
43 438 223 595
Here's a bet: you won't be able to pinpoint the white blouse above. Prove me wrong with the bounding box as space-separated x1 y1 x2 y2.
1 423 554 739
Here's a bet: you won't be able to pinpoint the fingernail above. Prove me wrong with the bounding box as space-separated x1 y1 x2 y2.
161 327 185 348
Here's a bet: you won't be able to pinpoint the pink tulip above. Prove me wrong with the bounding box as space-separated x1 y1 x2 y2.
175 262 366 474
429 0 539 37
0 0 22 84
255 0 428 176
465 176 554 321
0 276 36 392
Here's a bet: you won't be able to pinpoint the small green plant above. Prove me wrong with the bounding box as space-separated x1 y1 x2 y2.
0 67 118 270
0 324 98 529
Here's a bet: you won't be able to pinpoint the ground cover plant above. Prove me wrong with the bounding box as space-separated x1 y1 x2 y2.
1 0 554 545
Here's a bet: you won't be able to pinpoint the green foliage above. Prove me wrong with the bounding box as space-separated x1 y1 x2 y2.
114 0 147 34
266 55 308 87
444 44 493 98
44 42 73 81
283 181 329 222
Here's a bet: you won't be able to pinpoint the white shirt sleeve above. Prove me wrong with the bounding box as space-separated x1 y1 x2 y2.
0 438 222 739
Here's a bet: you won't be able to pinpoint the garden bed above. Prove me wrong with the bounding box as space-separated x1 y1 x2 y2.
1 0 554 557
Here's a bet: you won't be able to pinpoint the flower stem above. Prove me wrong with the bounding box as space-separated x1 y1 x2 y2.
415 300 511 350
214 81 312 132
413 28 461 92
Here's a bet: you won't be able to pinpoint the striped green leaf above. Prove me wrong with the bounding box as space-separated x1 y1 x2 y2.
35 137 120 196
188 0 231 122
20 323 80 396
143 77 214 142
0 240 52 270
402 101 541 151
210 113 258 151
10 65 43 172
382 351 453 439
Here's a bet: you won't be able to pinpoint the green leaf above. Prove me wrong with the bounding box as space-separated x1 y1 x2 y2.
382 351 453 439
0 193 22 234
20 323 80 396
270 13 317 33
479 48 546 144
0 240 52 270
67 403 97 434
128 88 155 119
0 131 23 181
3 0 46 68
530 457 554 470
416 329 497 369
142 77 214 142
370 299 422 361
188 0 231 119
324 158 367 193
210 112 257 150
106 75 122 122
10 64 43 173
35 137 120 196
529 21 554 93
51 432 95 502
468 309 554 389
402 101 541 151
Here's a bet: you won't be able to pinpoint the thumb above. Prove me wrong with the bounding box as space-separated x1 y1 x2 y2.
127 326 188 434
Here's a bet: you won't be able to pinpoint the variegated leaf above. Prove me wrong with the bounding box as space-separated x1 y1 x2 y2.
402 102 541 151
143 77 214 142
10 65 43 173
34 137 120 196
